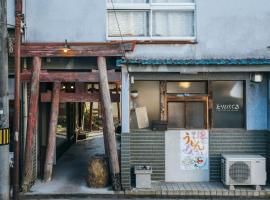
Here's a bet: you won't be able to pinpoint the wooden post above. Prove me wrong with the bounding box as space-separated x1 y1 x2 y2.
89 102 93 131
160 81 167 120
89 84 94 131
14 0 23 198
22 57 41 192
97 57 121 191
44 82 61 182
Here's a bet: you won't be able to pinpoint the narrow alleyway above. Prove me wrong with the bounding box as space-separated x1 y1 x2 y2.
28 132 114 195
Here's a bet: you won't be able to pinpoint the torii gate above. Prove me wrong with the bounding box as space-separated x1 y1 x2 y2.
14 42 135 191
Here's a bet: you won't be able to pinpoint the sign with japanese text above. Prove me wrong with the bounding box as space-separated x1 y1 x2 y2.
180 130 209 170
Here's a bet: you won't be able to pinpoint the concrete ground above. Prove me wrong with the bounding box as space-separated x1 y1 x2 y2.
24 132 270 199
22 197 270 200
27 132 114 195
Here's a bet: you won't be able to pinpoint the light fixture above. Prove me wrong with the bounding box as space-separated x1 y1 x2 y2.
250 73 263 83
178 82 191 89
63 39 71 53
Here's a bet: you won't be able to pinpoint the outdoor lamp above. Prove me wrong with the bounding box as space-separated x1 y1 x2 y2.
250 73 263 83
63 39 71 53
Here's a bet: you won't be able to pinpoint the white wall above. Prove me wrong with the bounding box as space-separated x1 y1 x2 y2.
8 0 270 59
24 0 106 42
127 0 270 59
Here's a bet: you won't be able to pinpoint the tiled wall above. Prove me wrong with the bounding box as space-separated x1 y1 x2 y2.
121 130 269 189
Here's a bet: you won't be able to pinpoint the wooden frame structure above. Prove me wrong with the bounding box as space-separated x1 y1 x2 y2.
16 41 135 192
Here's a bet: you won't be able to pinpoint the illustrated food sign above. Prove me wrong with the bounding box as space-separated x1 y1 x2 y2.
180 130 209 170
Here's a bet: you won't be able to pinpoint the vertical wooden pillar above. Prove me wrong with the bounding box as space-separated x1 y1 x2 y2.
22 56 41 192
160 81 167 121
89 102 93 131
89 84 94 132
13 0 23 198
44 82 61 182
97 57 121 191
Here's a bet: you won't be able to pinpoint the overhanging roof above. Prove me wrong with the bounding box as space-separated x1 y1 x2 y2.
117 58 270 73
117 58 270 66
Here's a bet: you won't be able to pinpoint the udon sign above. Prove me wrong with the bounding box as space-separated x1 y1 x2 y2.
180 130 209 170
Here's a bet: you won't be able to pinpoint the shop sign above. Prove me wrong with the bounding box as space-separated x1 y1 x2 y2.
215 104 241 112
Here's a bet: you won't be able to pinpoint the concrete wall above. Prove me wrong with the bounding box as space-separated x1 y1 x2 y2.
131 81 160 123
14 0 270 60
246 77 268 130
121 130 269 189
24 0 106 42
127 0 270 59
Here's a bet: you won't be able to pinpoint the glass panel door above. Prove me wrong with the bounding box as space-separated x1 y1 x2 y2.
186 102 205 129
168 102 185 128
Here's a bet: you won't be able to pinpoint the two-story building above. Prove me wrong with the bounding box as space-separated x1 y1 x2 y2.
6 0 270 194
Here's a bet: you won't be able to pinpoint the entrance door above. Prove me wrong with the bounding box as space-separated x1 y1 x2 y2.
165 82 209 182
167 96 209 129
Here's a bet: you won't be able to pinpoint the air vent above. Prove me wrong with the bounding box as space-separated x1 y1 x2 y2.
229 161 251 184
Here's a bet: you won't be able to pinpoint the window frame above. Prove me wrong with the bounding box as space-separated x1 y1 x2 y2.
106 0 196 41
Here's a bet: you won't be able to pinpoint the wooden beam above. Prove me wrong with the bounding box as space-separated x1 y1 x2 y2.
17 42 135 57
21 70 120 83
98 56 121 191
44 82 61 182
40 91 120 103
22 57 41 192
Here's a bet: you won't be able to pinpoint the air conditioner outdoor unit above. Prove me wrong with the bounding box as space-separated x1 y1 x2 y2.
221 154 266 190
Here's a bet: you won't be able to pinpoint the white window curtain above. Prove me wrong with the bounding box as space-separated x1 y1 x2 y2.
152 10 194 37
108 11 149 37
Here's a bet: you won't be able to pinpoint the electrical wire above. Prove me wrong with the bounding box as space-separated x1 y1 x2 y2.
109 0 129 63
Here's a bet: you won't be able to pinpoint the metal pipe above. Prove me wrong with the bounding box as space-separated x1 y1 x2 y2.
14 0 22 199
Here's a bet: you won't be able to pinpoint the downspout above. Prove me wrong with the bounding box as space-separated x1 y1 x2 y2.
13 0 22 199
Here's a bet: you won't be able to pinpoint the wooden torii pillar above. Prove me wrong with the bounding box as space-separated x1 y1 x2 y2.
22 57 41 192
98 57 121 191
44 82 61 181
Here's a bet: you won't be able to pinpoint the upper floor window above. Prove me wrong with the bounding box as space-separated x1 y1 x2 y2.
107 0 196 41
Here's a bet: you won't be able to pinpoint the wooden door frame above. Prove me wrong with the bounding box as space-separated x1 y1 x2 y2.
166 96 209 129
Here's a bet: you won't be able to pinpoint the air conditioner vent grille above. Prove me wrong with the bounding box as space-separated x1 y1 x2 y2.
229 161 251 184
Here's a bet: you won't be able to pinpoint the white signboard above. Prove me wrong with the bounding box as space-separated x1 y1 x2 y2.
180 130 209 170
165 130 209 182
